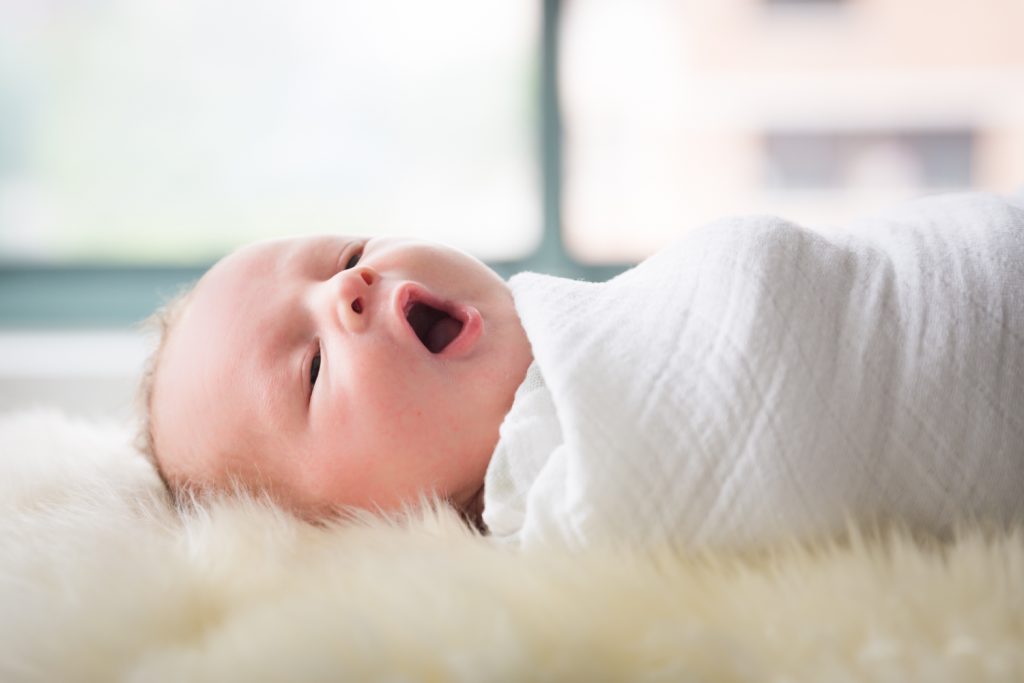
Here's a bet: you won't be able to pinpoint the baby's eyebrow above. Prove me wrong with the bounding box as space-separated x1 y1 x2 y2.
261 338 312 428
245 356 288 434
319 238 353 276
251 308 313 426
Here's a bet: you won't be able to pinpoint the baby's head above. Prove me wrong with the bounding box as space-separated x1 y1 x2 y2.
141 235 533 521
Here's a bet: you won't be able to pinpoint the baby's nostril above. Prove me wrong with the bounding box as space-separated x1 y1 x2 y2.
351 298 363 314
360 271 374 286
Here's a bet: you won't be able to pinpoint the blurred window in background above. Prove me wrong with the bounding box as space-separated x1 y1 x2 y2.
560 0 1024 262
4 0 1023 414
0 0 540 266
764 130 975 190
4 0 1024 324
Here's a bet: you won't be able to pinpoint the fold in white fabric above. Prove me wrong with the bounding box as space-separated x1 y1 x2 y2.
483 192 1024 550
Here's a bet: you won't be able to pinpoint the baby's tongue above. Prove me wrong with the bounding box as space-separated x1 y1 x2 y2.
427 316 462 353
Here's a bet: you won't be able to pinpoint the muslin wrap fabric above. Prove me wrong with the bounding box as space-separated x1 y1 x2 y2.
483 192 1024 550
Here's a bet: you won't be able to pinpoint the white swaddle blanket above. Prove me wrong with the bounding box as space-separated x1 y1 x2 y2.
482 192 1024 550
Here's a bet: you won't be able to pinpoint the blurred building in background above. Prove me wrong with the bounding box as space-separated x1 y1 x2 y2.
562 0 1024 261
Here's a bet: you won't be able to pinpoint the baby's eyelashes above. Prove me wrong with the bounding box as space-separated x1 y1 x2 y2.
310 347 322 389
344 248 362 270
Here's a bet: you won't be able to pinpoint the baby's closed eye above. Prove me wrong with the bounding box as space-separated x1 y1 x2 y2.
310 350 321 388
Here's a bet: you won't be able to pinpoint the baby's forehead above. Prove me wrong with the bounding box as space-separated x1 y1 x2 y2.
214 234 349 279
167 232 362 398
190 239 324 361
192 235 353 314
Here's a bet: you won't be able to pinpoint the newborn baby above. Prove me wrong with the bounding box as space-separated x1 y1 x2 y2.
143 192 1024 549
144 237 533 522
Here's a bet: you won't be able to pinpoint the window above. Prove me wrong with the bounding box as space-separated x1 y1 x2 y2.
5 0 1024 323
559 0 1024 262
764 130 974 190
0 1 540 267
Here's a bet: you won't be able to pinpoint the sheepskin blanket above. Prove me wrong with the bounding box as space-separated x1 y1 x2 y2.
1 410 1022 682
485 191 1024 551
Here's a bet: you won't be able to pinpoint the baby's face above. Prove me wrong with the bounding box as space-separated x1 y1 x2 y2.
151 235 532 517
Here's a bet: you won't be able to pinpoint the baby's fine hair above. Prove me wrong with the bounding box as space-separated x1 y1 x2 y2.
136 283 196 503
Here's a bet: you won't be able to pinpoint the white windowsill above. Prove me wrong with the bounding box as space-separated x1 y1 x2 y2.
0 330 150 422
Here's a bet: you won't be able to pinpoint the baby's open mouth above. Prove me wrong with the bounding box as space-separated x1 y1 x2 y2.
405 301 464 354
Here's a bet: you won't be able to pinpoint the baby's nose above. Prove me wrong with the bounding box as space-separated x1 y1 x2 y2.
347 268 375 313
337 266 377 331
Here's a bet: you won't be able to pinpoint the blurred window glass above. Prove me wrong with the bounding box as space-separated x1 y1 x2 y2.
0 0 540 265
560 0 1024 263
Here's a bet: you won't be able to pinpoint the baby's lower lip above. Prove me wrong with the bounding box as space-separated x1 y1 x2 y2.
440 305 482 357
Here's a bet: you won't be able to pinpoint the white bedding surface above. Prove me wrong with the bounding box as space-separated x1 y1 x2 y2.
2 409 1023 682
485 192 1024 550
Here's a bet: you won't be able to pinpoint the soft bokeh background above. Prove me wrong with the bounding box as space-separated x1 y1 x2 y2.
560 0 1024 260
0 0 540 263
1 0 1022 419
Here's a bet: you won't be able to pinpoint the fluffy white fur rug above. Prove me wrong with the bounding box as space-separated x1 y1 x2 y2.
1 410 1022 682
